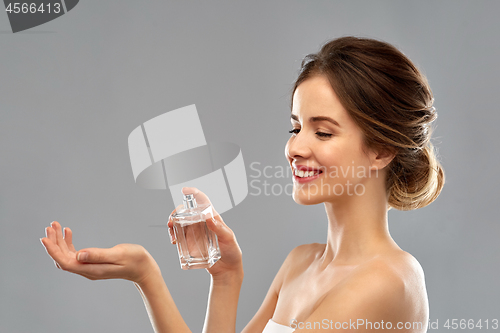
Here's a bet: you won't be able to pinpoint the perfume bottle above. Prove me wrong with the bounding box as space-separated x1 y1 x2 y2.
171 194 221 270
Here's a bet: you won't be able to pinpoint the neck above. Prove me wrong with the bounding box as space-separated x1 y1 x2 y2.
320 179 399 268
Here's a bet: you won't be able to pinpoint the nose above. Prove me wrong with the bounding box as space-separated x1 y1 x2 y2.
285 131 312 161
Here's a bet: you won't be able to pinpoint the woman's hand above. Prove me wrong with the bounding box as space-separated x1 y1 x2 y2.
168 187 243 281
40 221 160 285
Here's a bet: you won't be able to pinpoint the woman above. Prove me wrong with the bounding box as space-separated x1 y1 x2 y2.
41 36 445 332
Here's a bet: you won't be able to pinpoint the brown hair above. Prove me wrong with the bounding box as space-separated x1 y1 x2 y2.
292 36 445 210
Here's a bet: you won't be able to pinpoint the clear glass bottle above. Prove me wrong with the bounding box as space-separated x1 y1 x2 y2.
171 194 221 270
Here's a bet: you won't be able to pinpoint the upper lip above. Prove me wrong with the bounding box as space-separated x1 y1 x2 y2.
292 165 323 173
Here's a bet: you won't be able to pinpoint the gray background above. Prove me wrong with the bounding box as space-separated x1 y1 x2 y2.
1 1 499 332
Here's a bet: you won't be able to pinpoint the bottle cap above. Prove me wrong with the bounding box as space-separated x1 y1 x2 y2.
183 194 197 209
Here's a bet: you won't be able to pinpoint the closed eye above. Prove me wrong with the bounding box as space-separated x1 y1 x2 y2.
289 128 333 138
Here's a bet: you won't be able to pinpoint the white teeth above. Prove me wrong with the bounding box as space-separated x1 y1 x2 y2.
295 169 319 178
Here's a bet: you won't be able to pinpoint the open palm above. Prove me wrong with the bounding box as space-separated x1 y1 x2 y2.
40 221 160 284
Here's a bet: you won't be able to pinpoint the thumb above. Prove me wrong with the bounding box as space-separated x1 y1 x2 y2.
76 247 118 263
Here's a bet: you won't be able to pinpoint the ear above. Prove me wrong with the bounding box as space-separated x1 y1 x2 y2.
368 146 396 172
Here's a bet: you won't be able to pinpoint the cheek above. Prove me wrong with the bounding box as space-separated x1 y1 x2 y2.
316 143 353 167
317 141 368 177
284 137 294 157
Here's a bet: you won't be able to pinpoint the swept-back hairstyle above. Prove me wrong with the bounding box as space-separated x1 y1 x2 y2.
292 36 445 210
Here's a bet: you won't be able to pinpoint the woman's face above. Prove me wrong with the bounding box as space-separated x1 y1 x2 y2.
285 75 376 205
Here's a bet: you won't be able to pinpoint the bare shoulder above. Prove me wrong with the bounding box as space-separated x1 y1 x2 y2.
268 243 323 292
369 250 427 292
308 250 429 332
353 249 428 304
286 244 426 289
283 243 326 272
287 243 325 261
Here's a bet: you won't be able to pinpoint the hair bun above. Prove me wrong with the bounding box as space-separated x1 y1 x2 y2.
388 142 445 210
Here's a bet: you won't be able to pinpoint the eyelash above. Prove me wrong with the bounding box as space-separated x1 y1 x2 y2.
288 128 333 138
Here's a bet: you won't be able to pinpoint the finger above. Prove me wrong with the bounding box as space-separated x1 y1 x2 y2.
167 216 175 244
181 187 212 208
46 226 57 244
40 237 50 255
42 237 122 278
51 221 70 253
180 187 226 227
168 208 177 225
179 187 233 241
51 248 121 279
76 247 122 264
167 204 183 227
207 205 229 230
41 235 73 269
205 212 235 244
64 227 76 252
168 204 184 244
168 224 176 244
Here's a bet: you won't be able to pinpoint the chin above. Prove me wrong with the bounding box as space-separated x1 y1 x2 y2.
291 185 329 205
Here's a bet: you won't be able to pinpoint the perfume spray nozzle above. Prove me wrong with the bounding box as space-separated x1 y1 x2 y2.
183 194 197 209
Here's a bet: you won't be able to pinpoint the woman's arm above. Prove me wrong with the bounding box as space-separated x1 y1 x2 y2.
202 268 244 333
241 245 305 333
167 187 246 333
41 221 191 333
134 269 191 333
41 188 244 333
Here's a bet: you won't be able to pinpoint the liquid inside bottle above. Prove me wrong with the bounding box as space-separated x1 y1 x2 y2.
171 194 221 270
174 220 221 269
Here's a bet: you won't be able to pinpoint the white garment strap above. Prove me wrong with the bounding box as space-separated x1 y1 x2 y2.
262 319 295 333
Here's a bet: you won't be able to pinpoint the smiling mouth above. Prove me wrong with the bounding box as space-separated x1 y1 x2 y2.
294 169 323 178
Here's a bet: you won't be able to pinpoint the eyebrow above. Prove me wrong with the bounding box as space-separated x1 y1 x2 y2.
290 113 341 128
